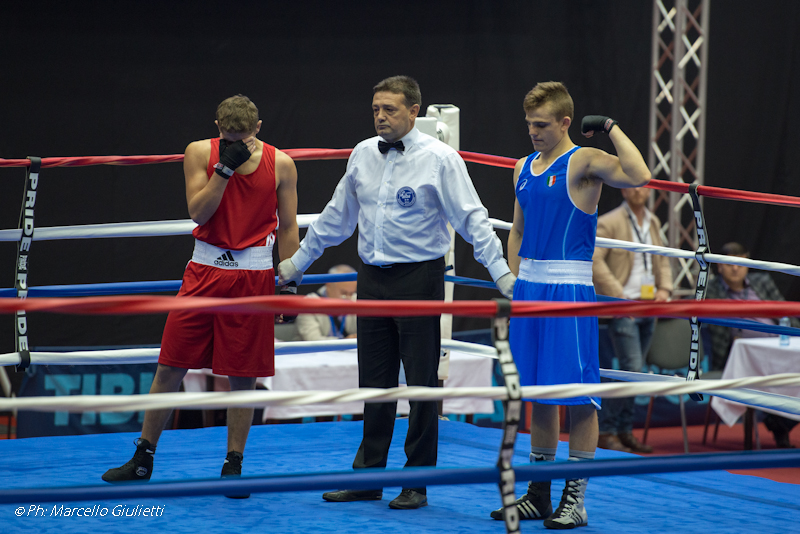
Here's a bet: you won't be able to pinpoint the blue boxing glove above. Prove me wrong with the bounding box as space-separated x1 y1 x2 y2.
214 139 251 179
581 115 618 135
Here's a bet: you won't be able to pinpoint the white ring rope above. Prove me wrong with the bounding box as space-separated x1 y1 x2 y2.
0 338 497 366
273 338 498 358
5 344 796 418
0 215 319 242
2 216 798 277
0 348 159 366
487 218 512 231
1 374 799 414
602 369 800 421
595 238 800 278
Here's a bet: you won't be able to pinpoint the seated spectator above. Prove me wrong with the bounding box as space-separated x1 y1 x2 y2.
296 264 357 341
707 242 798 448
592 186 672 453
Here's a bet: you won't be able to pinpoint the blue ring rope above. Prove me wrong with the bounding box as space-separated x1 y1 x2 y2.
1 449 797 505
0 273 492 297
595 294 800 337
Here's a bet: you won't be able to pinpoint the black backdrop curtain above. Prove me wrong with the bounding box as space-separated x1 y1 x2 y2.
1 1 798 350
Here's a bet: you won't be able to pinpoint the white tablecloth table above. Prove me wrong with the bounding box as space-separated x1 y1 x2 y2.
183 349 495 421
711 337 800 429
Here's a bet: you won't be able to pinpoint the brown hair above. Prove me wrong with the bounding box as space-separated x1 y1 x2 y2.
373 76 421 108
216 94 259 134
523 81 574 121
719 242 749 257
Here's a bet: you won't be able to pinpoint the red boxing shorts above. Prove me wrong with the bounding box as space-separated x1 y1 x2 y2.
159 261 275 377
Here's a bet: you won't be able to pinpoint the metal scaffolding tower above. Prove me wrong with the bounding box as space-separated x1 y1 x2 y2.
648 0 710 294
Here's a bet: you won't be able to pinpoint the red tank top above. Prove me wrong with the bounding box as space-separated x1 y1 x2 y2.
193 138 279 250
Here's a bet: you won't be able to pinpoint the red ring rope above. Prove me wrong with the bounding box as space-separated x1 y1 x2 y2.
2 150 799 209
1 295 799 319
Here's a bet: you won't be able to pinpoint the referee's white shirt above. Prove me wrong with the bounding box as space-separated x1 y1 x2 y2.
292 127 510 282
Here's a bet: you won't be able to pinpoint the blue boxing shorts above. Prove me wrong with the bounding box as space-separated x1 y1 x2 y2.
509 259 600 408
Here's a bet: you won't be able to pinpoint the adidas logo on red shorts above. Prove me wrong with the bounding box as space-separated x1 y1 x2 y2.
214 251 239 268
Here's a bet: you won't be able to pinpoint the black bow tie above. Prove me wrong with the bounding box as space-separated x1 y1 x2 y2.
378 140 405 154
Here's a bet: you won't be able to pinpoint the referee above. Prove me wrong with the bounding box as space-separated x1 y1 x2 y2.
278 75 514 510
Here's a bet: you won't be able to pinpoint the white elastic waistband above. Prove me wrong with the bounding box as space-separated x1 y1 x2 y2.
191 240 273 271
518 259 593 286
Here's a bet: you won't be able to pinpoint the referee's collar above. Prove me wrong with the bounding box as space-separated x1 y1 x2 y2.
396 127 420 151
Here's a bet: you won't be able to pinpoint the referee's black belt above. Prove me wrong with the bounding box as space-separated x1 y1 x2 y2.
368 257 444 269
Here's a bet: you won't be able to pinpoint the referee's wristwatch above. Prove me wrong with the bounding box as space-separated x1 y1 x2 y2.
213 162 235 179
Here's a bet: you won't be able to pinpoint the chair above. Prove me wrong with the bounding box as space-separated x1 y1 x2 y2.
700 369 723 445
274 322 301 341
642 318 704 453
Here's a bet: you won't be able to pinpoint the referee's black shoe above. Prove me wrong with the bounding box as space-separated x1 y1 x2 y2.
322 489 383 502
388 489 428 509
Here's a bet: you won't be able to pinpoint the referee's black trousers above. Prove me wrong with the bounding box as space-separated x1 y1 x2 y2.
353 258 444 494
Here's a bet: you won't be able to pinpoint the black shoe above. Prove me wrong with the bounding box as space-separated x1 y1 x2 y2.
772 430 794 449
763 416 795 448
389 489 428 509
102 438 155 483
322 489 383 502
221 451 249 499
491 481 552 520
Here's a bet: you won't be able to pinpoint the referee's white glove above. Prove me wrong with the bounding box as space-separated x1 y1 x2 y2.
495 272 516 299
277 258 303 287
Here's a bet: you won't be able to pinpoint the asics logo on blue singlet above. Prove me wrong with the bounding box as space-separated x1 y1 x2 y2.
518 178 528 191
396 186 416 207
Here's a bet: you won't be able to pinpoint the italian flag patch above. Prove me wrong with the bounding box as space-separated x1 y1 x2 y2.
547 175 556 187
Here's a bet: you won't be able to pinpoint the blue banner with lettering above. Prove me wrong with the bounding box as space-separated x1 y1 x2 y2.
17 364 156 438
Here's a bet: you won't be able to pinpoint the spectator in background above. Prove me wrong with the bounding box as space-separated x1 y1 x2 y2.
707 242 798 448
592 186 672 453
296 264 358 341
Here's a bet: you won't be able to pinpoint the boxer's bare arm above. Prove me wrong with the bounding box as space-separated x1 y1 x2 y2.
185 140 228 225
186 137 256 225
569 123 650 213
275 149 300 262
507 157 527 276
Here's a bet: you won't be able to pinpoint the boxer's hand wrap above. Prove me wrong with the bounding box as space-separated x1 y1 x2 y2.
581 115 618 135
215 139 251 179
278 282 298 324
